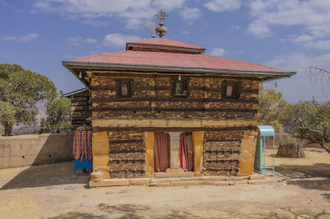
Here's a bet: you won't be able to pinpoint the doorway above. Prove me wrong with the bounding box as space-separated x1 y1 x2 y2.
179 132 194 172
154 132 170 172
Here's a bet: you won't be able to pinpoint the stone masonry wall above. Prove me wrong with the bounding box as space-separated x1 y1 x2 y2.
0 133 73 169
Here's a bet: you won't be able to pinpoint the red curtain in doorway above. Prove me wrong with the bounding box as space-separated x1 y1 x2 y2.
179 133 194 172
154 132 170 172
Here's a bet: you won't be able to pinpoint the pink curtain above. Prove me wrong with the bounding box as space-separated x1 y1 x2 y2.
154 132 170 172
179 136 187 171
179 133 194 172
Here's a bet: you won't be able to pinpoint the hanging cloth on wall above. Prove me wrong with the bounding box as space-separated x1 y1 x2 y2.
84 131 93 161
73 131 93 162
154 132 170 172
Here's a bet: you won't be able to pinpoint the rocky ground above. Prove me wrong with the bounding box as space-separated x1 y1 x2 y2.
0 148 330 219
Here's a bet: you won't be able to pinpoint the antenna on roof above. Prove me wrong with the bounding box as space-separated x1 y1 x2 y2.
147 20 156 38
155 9 167 38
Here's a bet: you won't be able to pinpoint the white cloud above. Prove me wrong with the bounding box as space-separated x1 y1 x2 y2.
0 33 39 42
204 0 242 12
84 38 98 44
83 19 108 27
247 0 330 46
248 20 271 37
67 36 97 46
0 36 17 41
231 25 240 30
33 0 186 29
21 34 39 41
291 35 315 43
305 40 330 50
210 48 226 57
152 0 186 11
103 33 141 47
182 30 190 34
179 7 201 20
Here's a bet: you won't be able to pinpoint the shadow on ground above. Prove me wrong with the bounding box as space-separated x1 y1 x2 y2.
47 204 201 219
322 194 330 203
276 163 330 191
0 161 89 190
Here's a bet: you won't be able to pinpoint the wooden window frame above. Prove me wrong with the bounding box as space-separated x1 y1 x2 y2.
172 77 189 97
221 81 241 100
116 79 134 97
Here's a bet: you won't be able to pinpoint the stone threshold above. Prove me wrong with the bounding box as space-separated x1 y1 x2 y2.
89 174 281 188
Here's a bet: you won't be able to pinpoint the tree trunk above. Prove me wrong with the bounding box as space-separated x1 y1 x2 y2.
322 142 330 154
4 122 13 136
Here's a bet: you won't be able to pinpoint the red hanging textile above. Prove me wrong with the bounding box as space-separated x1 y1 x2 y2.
154 132 170 172
185 134 194 171
73 131 93 162
179 133 188 172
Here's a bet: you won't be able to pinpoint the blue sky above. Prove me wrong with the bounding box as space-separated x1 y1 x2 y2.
1 0 330 103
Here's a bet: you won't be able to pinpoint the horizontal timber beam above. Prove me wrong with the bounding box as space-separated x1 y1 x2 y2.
93 126 256 132
93 119 257 129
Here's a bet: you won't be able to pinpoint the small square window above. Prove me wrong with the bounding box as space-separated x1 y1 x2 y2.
172 78 188 97
222 81 241 99
116 80 133 97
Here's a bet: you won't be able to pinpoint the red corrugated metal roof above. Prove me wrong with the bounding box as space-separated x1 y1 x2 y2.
126 38 205 51
74 51 284 72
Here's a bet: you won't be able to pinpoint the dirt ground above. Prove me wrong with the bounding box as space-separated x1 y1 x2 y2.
1 148 330 219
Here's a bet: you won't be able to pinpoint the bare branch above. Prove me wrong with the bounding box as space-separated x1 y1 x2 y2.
306 66 330 95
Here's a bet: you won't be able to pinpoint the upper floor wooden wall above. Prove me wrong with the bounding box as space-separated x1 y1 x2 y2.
90 72 259 127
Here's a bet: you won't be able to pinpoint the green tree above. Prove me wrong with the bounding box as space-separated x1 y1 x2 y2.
258 85 288 132
285 100 330 153
0 64 57 136
0 101 16 135
39 92 71 133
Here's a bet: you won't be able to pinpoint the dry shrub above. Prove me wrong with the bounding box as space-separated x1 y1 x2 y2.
277 135 305 158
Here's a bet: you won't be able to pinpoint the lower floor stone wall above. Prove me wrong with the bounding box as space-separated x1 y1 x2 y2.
92 129 257 179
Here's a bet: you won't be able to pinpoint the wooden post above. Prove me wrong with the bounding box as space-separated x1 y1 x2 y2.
92 131 110 179
239 131 257 176
144 132 154 177
193 131 204 176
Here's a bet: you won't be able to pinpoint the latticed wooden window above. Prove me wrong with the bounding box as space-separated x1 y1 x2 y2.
116 79 133 97
221 81 241 99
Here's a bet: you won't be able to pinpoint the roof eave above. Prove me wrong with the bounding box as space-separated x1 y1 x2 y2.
63 87 89 97
62 61 296 86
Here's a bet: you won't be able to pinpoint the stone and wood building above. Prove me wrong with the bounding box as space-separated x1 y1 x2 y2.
63 13 295 181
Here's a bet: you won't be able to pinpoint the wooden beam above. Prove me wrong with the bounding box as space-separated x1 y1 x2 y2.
93 126 255 132
93 118 257 129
